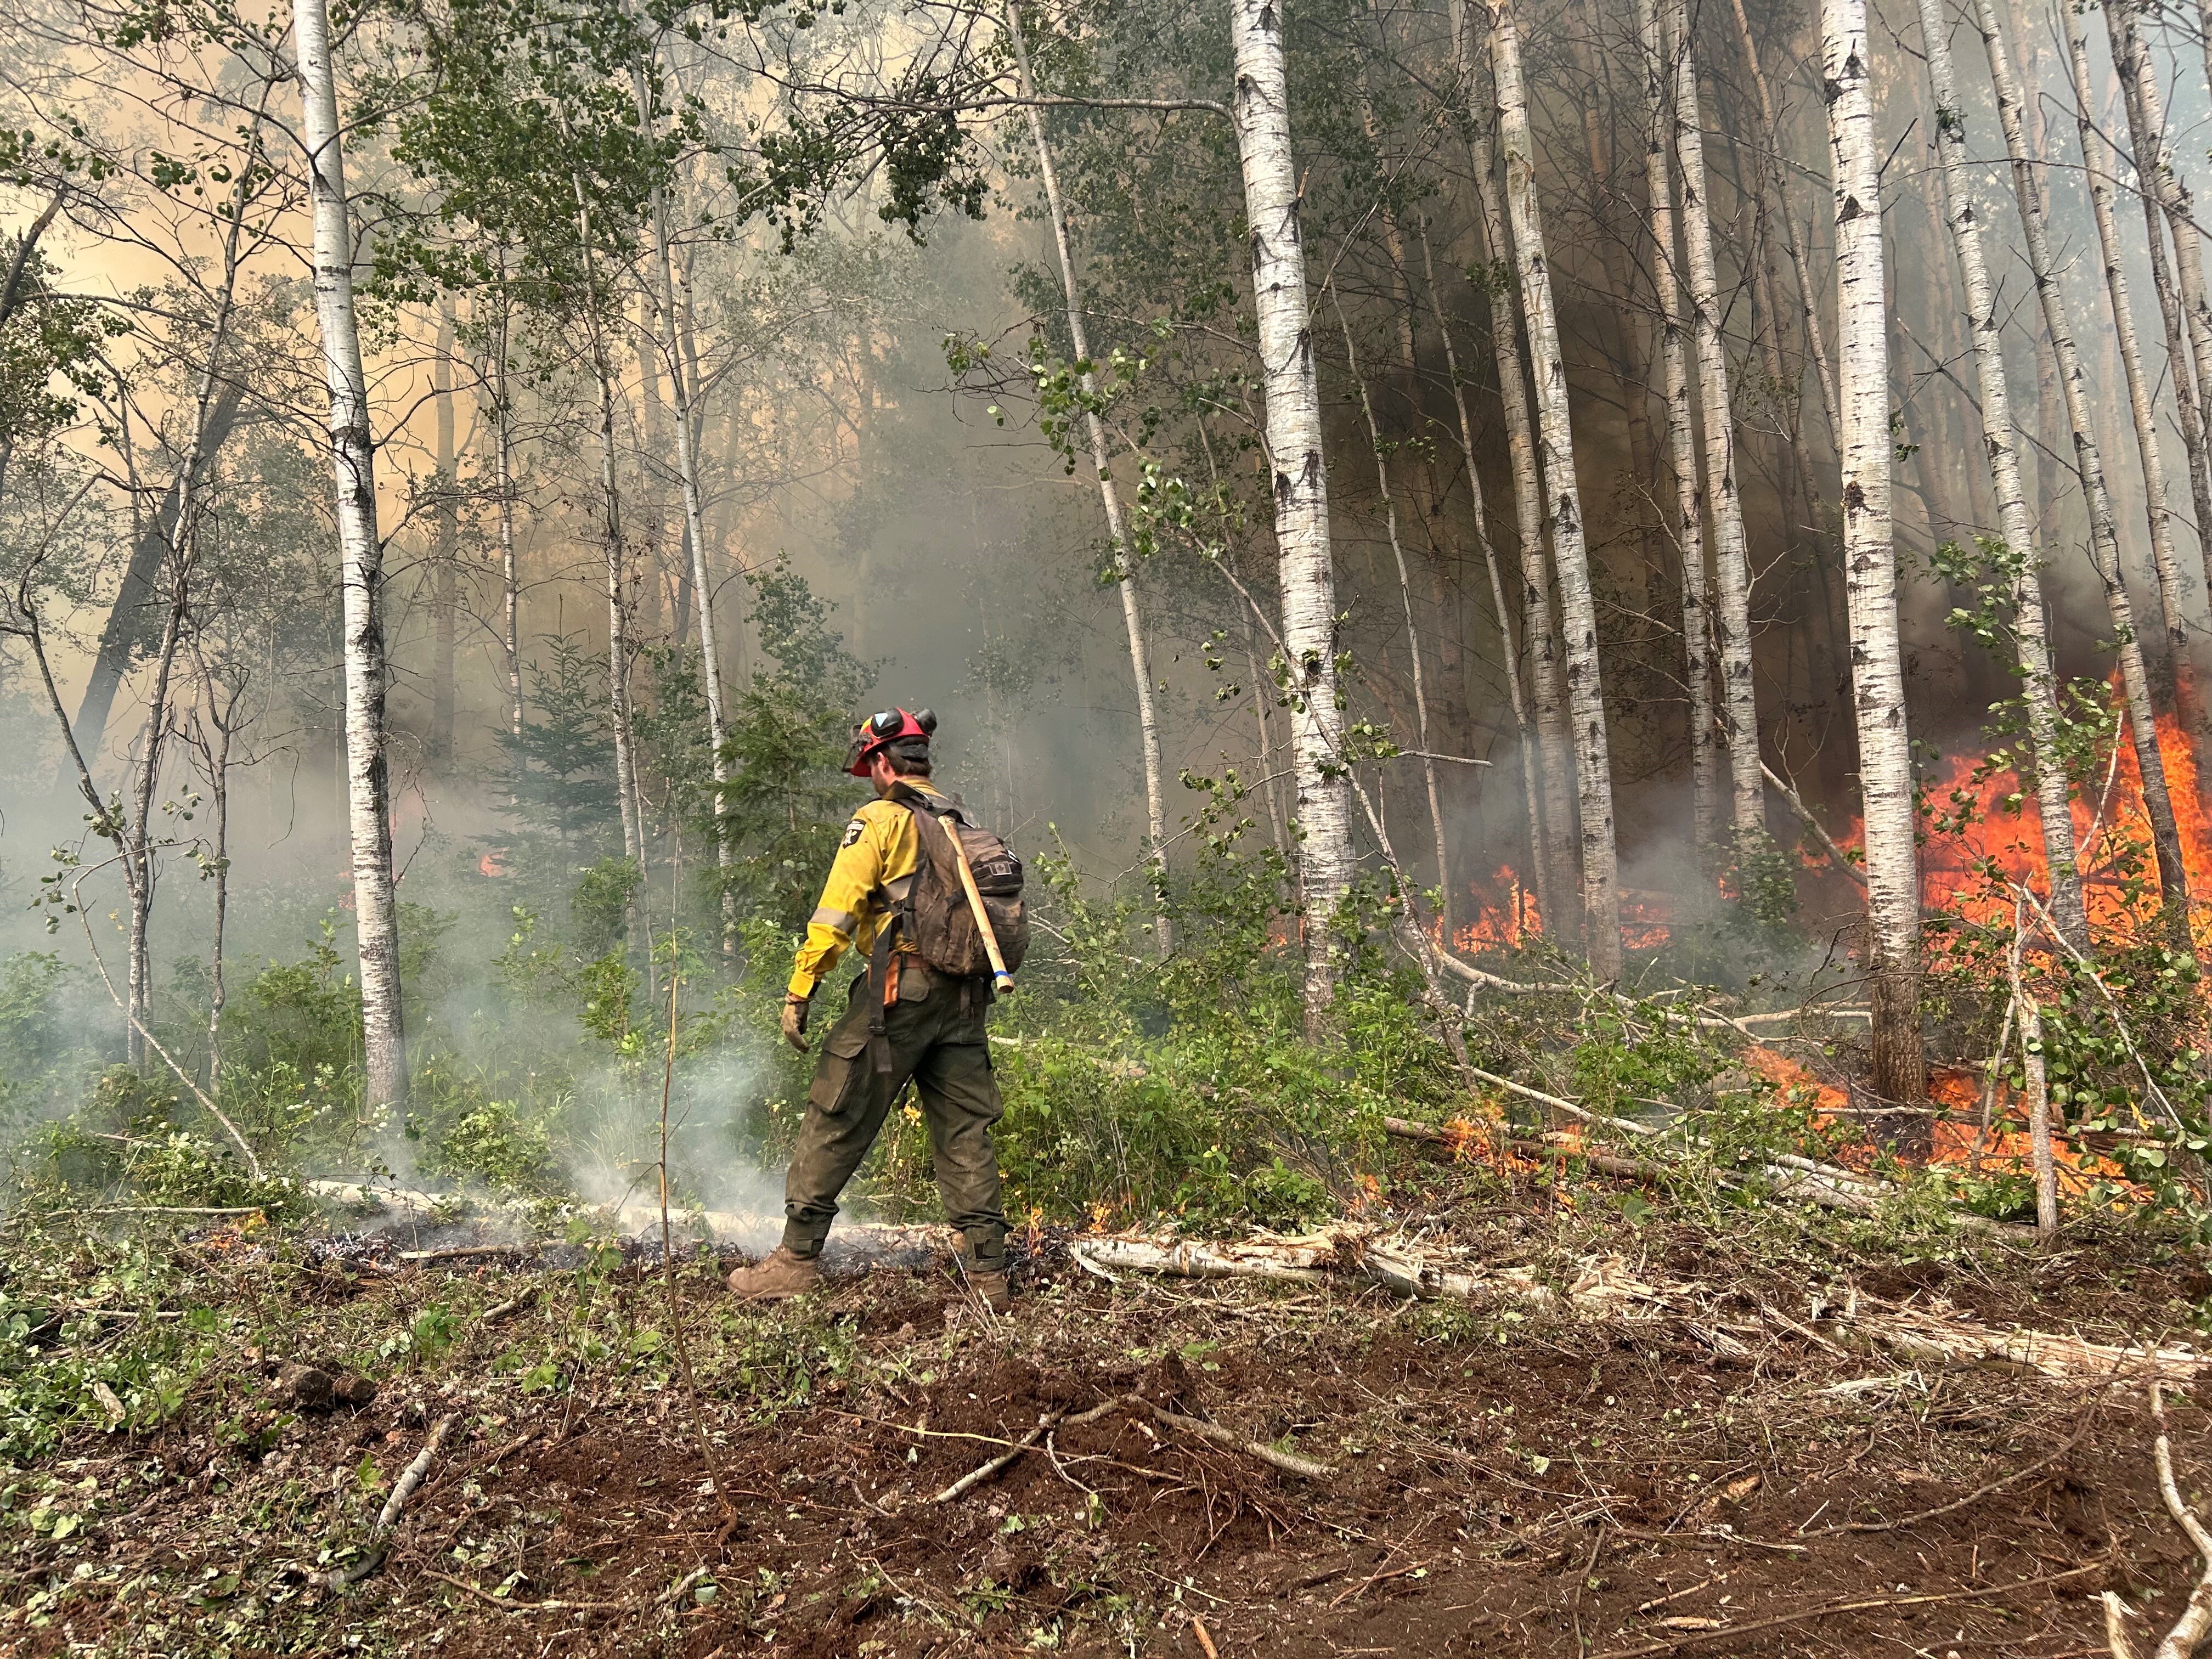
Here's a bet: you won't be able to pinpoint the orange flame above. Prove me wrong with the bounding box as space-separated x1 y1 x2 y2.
1833 682 2212 938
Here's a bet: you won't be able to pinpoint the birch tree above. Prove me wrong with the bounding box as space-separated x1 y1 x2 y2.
430 294 459 765
1825 0 1923 1101
295 0 408 1108
2067 20 2194 737
1664 0 1759 845
1005 1 1172 950
634 55 738 946
1638 0 1721 866
1915 0 2087 946
2107 0 2212 567
1228 0 1358 1026
1464 100 1571 933
1977 0 2191 914
1487 0 1621 980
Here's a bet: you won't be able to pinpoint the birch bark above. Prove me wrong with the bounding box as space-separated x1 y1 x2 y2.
1826 0 1924 1102
1489 0 1621 980
2109 0 2212 549
1639 0 1722 867
1467 112 1572 934
1978 0 2191 912
1915 0 2088 947
2068 20 2193 723
1007 2 1172 950
1667 0 1760 843
431 295 458 767
296 0 407 1108
635 62 736 949
490 292 522 748
1229 0 1358 1026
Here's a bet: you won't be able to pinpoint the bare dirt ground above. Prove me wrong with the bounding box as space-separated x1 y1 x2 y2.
7 1198 2212 1658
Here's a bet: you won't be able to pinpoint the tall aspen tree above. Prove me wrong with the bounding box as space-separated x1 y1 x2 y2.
568 166 645 865
1638 0 1722 866
1466 109 1572 933
1228 0 1358 1026
1488 0 1622 980
431 294 459 766
634 57 737 947
1665 0 1760 843
489 284 523 748
1006 2 1172 950
2108 0 2212 550
1978 0 2191 912
1825 0 1924 1101
2067 21 2194 729
1915 0 2087 946
295 0 407 1107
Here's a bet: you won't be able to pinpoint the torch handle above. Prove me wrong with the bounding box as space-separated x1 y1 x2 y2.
938 814 1015 994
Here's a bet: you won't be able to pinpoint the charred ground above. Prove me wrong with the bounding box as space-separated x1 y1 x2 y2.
5 1154 2210 1659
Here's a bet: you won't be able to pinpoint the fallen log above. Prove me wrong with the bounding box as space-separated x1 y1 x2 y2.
1076 1228 2205 1384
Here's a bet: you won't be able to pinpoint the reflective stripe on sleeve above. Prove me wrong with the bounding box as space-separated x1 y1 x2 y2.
809 906 856 934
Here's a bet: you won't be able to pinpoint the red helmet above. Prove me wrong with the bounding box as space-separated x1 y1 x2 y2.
844 707 936 776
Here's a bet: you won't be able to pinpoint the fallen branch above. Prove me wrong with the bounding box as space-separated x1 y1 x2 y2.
1761 760 1867 888
1142 1398 1336 1480
379 1413 456 1530
1080 1229 2204 1384
932 1413 1059 1503
2110 1381 2212 1659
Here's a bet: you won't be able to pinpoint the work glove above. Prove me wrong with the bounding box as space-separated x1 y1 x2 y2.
780 992 811 1054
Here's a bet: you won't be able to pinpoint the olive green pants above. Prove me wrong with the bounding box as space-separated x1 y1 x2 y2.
783 961 1008 1271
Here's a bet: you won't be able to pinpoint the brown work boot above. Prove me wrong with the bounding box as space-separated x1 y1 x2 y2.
962 1268 1011 1313
726 1245 822 1301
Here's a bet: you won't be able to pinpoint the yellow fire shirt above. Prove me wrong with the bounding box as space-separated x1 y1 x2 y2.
787 781 948 999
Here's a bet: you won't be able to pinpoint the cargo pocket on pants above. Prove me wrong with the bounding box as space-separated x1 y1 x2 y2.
807 1025 872 1115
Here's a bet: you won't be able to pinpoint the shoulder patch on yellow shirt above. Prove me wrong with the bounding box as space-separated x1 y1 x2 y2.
840 819 865 847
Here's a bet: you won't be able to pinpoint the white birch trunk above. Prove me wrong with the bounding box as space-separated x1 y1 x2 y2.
1665 0 1760 844
1489 0 1621 981
1466 111 1571 935
1826 0 1924 1102
2111 0 2212 560
1229 0 1358 1025
492 300 522 748
1007 3 1172 950
2070 22 2192 717
1978 0 2192 912
1916 0 2089 947
431 294 458 766
295 0 407 1108
637 86 736 949
1639 0 1722 867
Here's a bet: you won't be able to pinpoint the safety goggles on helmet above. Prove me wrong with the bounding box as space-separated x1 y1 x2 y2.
843 706 937 776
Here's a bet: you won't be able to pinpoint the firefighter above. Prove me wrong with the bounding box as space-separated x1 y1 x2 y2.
725 708 1012 1309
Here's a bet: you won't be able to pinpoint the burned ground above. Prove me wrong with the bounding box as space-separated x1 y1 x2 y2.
4 1189 2210 1659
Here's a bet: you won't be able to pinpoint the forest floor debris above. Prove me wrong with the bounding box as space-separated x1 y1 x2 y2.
7 1175 2212 1657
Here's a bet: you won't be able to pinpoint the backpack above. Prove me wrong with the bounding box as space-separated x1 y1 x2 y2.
892 787 1029 979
